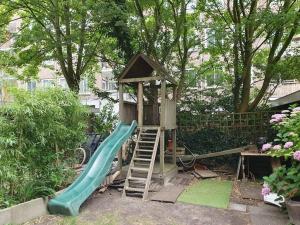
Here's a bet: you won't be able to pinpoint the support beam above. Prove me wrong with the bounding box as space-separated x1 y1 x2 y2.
119 83 124 122
138 82 143 127
172 86 177 164
120 76 161 83
118 148 122 171
172 129 176 164
160 80 166 175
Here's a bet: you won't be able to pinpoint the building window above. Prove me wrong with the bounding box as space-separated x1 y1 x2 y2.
27 80 36 91
203 68 223 88
102 78 116 91
59 78 68 89
79 79 90 94
42 79 55 88
205 28 215 48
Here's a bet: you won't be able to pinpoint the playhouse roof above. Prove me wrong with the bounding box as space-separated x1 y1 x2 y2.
118 54 176 85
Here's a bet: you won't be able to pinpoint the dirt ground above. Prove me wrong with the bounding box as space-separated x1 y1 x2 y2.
23 167 289 225
26 189 250 225
25 186 288 225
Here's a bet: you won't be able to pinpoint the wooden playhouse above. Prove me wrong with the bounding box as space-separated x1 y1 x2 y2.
118 54 178 200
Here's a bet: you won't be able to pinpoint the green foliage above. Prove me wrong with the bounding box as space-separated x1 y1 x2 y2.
0 0 123 91
179 88 234 114
264 164 300 199
0 88 88 208
203 0 300 111
264 107 300 199
92 102 118 137
177 127 249 155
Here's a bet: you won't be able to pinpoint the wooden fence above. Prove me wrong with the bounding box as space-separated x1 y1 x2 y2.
178 111 277 145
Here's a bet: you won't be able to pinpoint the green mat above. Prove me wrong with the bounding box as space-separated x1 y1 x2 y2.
177 179 233 209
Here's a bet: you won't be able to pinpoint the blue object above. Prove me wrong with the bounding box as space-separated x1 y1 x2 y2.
47 121 137 216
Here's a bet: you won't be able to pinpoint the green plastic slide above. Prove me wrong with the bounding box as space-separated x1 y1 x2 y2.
47 121 137 216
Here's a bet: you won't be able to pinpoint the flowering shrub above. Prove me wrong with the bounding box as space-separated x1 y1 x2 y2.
262 106 300 200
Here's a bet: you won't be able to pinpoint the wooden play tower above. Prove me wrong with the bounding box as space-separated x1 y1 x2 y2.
119 54 177 200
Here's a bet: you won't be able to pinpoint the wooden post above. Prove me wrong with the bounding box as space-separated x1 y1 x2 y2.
138 82 143 127
172 129 176 164
172 86 177 164
118 83 124 170
160 80 166 175
118 148 122 171
119 83 124 122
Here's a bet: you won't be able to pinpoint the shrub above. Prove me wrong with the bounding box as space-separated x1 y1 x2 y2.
91 102 118 137
262 107 300 200
0 88 88 208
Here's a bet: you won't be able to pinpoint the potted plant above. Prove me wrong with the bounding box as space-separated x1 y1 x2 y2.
261 107 300 225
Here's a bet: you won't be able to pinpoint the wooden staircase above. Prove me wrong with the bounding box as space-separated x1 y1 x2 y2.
122 127 160 200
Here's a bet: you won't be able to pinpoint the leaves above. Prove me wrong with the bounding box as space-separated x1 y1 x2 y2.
0 87 88 208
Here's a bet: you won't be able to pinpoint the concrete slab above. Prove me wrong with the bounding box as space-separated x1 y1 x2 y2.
228 202 247 212
0 197 48 225
249 203 289 225
239 181 263 200
11 198 48 224
0 207 11 225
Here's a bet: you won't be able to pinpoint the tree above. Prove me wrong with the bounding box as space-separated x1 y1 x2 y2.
106 0 201 97
204 0 300 112
0 0 123 92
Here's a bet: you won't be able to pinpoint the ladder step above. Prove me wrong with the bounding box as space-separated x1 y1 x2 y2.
141 133 157 136
135 154 152 158
134 158 151 162
131 167 149 172
141 137 156 140
137 141 155 144
128 177 147 181
125 187 145 192
136 149 153 152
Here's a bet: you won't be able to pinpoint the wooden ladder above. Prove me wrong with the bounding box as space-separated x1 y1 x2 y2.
122 127 160 200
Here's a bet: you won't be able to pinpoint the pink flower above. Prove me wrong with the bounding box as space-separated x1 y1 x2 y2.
270 114 287 124
284 141 293 149
281 110 290 114
293 151 300 161
261 186 271 196
262 143 272 151
273 145 281 150
293 107 300 112
270 119 278 124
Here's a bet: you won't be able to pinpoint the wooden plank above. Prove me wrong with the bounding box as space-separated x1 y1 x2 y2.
160 80 166 175
165 99 176 129
172 129 176 164
236 156 242 180
150 185 184 203
120 76 161 83
177 145 255 161
138 82 143 127
143 129 160 200
119 83 124 122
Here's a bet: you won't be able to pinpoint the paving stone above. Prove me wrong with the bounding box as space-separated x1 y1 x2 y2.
228 202 247 212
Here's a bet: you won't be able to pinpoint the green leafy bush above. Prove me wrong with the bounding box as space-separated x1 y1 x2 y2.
262 107 300 199
91 102 118 137
0 88 88 208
